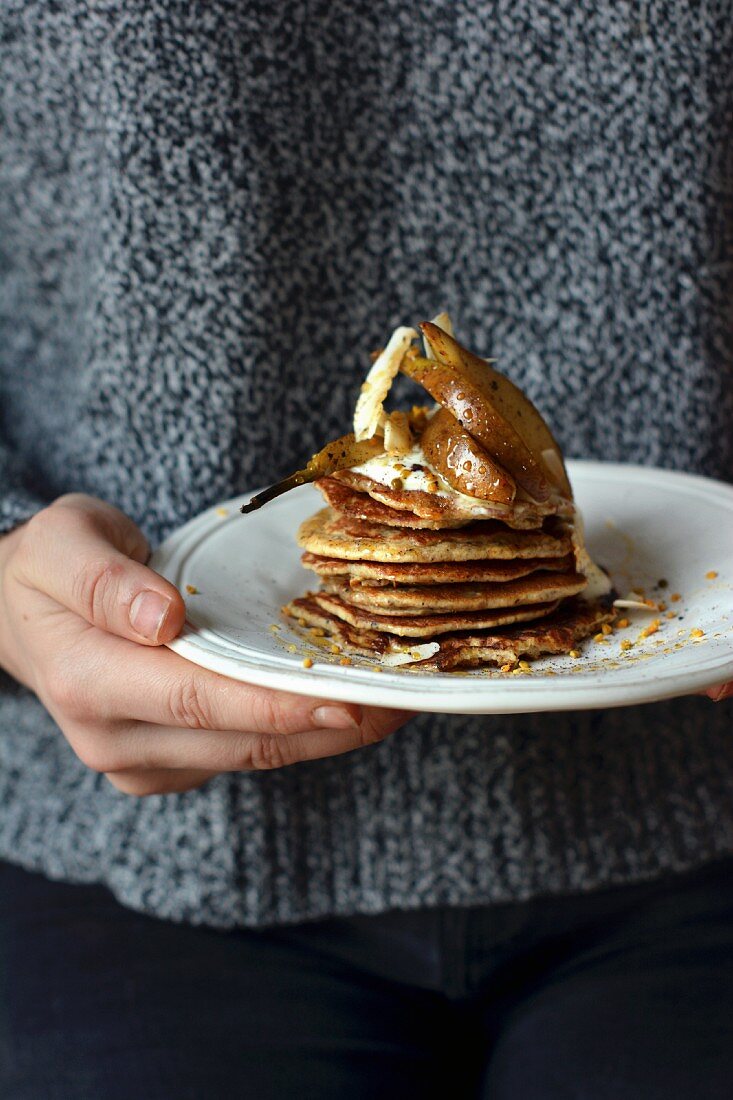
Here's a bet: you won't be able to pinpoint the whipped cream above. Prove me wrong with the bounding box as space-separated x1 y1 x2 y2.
348 444 504 517
571 509 613 600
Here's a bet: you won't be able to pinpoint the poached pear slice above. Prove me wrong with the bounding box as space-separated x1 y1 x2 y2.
421 408 516 503
402 323 572 502
241 433 384 514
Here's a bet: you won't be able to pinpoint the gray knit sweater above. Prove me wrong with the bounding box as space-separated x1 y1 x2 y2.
1 0 732 928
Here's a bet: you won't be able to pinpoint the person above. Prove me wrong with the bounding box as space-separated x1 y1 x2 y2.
1 2 731 1097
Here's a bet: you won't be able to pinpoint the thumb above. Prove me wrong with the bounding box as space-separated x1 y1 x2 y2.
20 494 185 645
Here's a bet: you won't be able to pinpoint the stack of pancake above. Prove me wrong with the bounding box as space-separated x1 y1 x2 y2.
283 444 614 672
244 315 615 671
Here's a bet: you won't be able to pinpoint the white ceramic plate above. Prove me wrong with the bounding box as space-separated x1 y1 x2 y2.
149 462 733 714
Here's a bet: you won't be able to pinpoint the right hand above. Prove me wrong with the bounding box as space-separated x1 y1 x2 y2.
0 494 411 796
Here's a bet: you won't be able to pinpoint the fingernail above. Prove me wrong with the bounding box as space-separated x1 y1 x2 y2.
312 705 362 730
130 590 171 641
710 685 728 703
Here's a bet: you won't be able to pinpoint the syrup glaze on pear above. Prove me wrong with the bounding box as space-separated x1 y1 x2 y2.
421 408 516 503
401 323 572 503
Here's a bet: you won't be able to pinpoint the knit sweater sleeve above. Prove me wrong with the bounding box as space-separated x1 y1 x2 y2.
0 436 44 536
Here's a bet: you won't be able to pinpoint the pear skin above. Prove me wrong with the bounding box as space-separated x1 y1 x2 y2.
404 323 571 502
421 408 516 503
241 433 384 513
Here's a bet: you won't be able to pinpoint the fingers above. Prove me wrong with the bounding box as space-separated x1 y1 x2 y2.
43 624 412 780
47 627 367 734
104 768 220 797
17 494 185 645
102 708 407 796
72 707 410 777
705 682 733 702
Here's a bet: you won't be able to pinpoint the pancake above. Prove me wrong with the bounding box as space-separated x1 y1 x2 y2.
297 508 573 563
250 318 613 672
333 470 567 527
283 596 389 656
320 476 548 530
301 552 577 586
416 598 616 670
317 477 469 529
323 571 587 614
282 595 614 668
310 591 561 637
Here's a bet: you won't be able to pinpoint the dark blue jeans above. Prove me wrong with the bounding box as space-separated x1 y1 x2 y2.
3 857 733 1099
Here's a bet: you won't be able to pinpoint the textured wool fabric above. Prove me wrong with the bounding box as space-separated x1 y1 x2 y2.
0 1 732 928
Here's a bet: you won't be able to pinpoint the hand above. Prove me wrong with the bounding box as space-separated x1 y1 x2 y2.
704 683 732 702
0 494 411 796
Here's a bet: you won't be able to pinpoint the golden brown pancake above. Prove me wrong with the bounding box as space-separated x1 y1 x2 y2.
333 470 567 527
297 508 573 563
416 599 616 670
282 596 614 668
317 477 469 529
323 571 587 614
282 597 389 656
257 320 611 672
281 598 611 664
309 591 561 638
301 552 576 586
